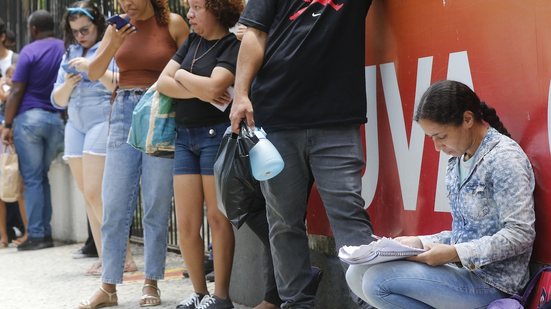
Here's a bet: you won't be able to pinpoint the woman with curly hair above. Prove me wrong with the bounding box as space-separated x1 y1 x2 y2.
157 0 243 308
79 0 189 308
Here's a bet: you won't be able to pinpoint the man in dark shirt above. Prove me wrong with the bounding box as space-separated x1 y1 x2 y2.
2 10 65 251
230 1 376 307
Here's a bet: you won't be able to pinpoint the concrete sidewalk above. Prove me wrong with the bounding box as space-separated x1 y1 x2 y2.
0 242 251 309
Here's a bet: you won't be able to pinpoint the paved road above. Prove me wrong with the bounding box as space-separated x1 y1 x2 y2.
0 242 250 309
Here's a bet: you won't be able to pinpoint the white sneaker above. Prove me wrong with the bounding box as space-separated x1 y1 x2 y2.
176 292 207 309
197 295 234 309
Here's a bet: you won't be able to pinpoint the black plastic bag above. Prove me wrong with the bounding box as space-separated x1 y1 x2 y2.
213 124 265 228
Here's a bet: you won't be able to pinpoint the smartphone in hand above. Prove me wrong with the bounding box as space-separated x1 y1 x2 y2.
106 15 134 30
61 63 79 75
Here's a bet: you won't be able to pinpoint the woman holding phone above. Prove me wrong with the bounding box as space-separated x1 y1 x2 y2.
51 0 137 277
79 0 188 308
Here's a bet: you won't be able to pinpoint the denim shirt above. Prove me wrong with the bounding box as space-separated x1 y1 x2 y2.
419 127 536 295
50 42 115 109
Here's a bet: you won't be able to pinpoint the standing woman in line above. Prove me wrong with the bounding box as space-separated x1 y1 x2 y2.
79 0 188 308
157 0 243 308
51 1 136 276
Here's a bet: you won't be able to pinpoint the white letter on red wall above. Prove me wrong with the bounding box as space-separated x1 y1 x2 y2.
363 65 378 208
379 57 432 210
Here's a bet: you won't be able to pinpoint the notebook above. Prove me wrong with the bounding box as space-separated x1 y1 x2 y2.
338 237 426 265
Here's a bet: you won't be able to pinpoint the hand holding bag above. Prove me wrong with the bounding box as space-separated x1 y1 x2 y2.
0 145 22 202
127 82 176 158
213 123 265 228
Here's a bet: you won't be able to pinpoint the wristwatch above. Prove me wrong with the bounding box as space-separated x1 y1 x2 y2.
1 120 12 129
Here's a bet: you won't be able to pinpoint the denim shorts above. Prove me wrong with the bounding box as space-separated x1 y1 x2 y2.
63 88 112 159
64 121 109 158
173 122 229 175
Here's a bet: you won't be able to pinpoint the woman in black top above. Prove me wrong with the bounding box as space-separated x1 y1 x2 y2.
157 0 242 308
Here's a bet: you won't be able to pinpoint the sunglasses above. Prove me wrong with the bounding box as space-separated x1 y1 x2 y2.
71 23 93 37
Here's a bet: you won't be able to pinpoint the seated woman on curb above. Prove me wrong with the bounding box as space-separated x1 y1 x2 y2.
346 80 536 309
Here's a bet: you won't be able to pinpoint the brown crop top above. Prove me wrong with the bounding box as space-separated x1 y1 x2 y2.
115 16 177 88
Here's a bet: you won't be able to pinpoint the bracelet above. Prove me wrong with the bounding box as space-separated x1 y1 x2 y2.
1 120 12 129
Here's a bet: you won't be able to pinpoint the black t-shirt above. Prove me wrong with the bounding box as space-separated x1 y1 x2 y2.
172 32 240 127
239 0 372 131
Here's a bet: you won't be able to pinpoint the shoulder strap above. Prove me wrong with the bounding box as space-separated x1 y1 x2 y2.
521 266 551 304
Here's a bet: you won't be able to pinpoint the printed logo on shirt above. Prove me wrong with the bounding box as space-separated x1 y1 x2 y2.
289 0 344 20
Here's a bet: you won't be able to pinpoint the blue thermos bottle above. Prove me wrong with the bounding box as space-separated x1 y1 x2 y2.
248 129 284 181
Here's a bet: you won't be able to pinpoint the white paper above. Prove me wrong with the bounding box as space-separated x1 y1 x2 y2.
210 86 233 112
338 237 425 265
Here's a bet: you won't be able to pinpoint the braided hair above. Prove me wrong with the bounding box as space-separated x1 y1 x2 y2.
414 80 511 137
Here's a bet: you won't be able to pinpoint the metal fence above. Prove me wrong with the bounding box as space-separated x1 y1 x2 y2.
0 0 209 252
130 194 211 253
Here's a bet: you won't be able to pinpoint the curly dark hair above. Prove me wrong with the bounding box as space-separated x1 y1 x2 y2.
205 0 244 29
151 0 171 25
414 80 511 137
61 1 106 48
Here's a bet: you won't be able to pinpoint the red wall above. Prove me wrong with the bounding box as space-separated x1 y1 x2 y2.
307 0 551 264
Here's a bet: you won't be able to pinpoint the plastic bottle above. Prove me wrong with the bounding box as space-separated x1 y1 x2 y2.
248 129 284 181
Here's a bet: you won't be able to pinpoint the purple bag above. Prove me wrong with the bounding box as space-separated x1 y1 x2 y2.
487 298 523 309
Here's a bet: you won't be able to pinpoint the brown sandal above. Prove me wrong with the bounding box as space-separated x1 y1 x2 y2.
79 287 118 309
139 284 161 307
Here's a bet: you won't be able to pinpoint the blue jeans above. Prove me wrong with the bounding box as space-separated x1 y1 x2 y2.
346 261 508 309
260 126 374 308
101 89 174 284
13 108 64 239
